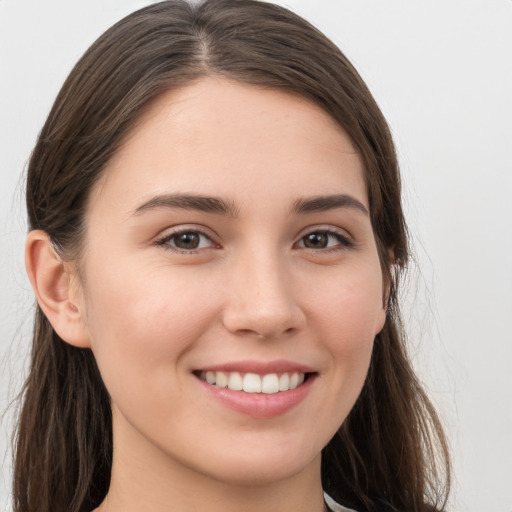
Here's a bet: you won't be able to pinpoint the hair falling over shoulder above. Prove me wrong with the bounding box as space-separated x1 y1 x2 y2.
14 1 450 511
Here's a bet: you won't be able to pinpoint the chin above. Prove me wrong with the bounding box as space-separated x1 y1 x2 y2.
187 438 322 487
208 456 318 487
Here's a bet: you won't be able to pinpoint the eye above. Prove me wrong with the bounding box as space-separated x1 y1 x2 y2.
295 230 353 250
155 229 217 252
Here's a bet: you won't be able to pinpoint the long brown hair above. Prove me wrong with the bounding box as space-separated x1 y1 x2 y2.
15 1 450 511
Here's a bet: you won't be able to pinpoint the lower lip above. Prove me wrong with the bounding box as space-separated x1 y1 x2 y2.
196 375 316 419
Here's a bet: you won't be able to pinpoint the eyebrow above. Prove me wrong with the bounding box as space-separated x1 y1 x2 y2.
132 192 368 218
132 193 239 217
291 194 368 216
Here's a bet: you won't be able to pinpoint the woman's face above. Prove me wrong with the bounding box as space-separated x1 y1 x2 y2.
77 78 386 486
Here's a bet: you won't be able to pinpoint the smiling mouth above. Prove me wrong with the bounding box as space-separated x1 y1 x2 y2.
195 370 310 394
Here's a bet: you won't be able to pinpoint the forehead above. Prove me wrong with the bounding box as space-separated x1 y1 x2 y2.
88 77 366 217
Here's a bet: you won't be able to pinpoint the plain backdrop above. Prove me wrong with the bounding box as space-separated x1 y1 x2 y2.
1 1 511 511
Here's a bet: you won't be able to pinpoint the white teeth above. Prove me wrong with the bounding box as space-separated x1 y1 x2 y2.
261 373 279 394
278 373 290 391
289 372 299 390
216 371 228 388
243 373 262 393
199 370 307 393
228 372 243 391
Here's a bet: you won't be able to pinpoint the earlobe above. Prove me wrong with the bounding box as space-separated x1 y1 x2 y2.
375 301 387 336
25 230 90 348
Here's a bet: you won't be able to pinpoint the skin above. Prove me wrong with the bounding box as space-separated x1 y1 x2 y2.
27 77 386 512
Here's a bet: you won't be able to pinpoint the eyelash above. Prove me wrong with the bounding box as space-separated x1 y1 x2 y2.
154 229 217 254
294 229 355 252
154 228 355 254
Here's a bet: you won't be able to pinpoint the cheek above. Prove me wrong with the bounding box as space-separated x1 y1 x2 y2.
308 261 384 382
82 262 220 386
313 260 384 334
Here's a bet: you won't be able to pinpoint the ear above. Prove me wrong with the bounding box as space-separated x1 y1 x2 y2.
375 247 396 335
383 246 397 307
25 230 90 348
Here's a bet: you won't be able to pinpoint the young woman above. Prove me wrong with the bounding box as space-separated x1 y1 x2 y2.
15 1 450 511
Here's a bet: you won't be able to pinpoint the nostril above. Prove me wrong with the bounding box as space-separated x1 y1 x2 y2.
221 293 306 339
234 326 298 340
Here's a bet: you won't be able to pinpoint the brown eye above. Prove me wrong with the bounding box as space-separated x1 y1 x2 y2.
173 232 201 249
303 232 329 249
296 230 353 250
156 230 216 252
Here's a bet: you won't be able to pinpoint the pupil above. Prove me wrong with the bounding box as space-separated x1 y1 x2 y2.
176 232 199 249
304 232 327 248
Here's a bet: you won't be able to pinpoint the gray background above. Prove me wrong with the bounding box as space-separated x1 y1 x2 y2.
1 1 511 510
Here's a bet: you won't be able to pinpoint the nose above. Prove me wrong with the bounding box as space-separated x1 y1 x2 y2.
221 251 306 340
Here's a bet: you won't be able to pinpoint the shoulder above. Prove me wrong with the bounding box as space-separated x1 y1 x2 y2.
324 493 359 512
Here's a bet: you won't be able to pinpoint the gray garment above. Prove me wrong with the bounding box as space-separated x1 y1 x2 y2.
324 493 358 512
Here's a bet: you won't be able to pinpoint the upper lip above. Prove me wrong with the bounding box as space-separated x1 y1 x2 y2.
194 359 316 375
